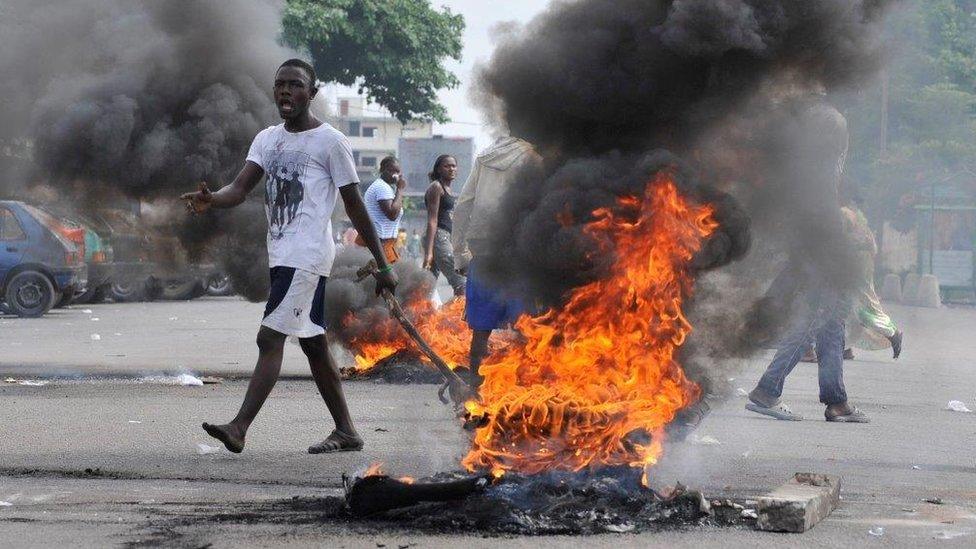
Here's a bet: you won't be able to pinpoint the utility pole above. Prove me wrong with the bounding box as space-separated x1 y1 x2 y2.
880 68 889 158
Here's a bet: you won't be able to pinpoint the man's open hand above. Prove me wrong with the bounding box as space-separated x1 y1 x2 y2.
181 182 213 214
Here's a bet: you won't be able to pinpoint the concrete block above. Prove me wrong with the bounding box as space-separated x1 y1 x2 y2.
916 274 942 308
902 273 920 305
879 274 902 303
756 473 840 533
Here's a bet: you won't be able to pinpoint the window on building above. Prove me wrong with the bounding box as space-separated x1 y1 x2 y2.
340 99 349 116
361 156 377 168
348 121 361 137
362 126 376 138
0 208 26 240
353 151 360 165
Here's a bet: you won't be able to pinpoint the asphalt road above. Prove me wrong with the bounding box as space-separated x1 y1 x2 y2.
1 298 975 547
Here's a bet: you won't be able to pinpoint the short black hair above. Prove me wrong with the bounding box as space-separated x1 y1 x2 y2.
380 156 399 171
278 58 317 88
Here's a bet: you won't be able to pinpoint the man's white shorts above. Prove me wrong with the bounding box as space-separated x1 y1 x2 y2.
261 267 327 338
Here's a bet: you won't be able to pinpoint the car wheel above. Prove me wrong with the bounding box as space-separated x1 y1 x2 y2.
160 278 204 301
206 274 234 296
110 278 147 302
4 270 56 317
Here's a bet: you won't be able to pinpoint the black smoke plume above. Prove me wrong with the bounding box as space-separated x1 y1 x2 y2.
0 0 291 294
475 0 894 393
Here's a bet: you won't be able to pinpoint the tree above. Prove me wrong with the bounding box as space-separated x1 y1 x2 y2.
281 0 464 123
838 0 976 227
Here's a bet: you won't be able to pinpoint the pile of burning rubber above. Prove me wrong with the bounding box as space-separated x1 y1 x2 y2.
330 175 730 529
335 465 755 535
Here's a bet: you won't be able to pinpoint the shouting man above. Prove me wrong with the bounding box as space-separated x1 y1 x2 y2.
182 59 398 454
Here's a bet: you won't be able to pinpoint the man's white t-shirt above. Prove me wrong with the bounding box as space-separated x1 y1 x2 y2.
363 178 402 239
245 123 359 276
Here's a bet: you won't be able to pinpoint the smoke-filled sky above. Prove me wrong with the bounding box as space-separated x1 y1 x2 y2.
470 0 894 392
0 0 290 197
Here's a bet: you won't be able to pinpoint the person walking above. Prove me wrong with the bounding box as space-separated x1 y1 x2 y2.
423 154 466 296
745 98 868 424
182 59 398 455
842 202 903 359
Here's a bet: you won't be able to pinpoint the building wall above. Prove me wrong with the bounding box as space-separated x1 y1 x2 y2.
332 97 433 185
398 136 476 195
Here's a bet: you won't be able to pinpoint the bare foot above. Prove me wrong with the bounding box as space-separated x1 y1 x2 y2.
202 422 245 453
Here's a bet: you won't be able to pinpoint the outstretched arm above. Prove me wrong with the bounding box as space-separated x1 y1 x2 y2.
182 161 264 213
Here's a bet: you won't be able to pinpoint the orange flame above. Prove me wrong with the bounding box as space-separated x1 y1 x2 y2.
347 298 471 370
348 296 515 372
363 462 386 477
462 175 716 478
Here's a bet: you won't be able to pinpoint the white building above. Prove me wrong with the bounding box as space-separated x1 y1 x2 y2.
332 97 433 185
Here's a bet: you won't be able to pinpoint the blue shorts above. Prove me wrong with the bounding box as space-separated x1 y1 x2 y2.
262 266 327 338
464 260 525 331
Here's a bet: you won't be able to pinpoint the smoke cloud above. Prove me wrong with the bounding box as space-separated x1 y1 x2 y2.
0 0 294 293
474 0 894 393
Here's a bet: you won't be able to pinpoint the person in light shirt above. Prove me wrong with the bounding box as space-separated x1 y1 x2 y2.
182 59 398 455
360 156 406 263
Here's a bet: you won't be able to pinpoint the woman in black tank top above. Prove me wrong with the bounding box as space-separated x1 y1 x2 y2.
423 154 466 296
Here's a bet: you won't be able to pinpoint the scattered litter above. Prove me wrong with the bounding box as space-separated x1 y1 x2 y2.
945 400 972 413
168 317 179 321
912 465 920 470
868 526 885 537
741 450 752 458
741 509 758 519
934 531 971 540
18 380 48 386
925 498 944 505
602 523 635 533
196 443 222 455
91 318 100 322
0 501 11 507
689 434 722 446
81 309 93 314
200 376 223 385
90 334 101 341
735 388 749 397
902 508 916 513
113 333 122 336
128 421 142 424
4 378 15 383
375 428 389 432
176 374 204 386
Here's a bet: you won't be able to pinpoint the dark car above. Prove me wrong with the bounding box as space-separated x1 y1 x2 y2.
0 201 87 317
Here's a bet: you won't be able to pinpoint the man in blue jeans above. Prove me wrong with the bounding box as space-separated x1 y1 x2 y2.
746 280 868 423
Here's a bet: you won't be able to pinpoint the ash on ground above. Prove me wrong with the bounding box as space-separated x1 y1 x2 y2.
335 469 753 536
341 350 445 385
130 471 754 544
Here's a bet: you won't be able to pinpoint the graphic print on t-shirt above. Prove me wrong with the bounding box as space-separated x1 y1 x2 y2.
264 149 310 239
